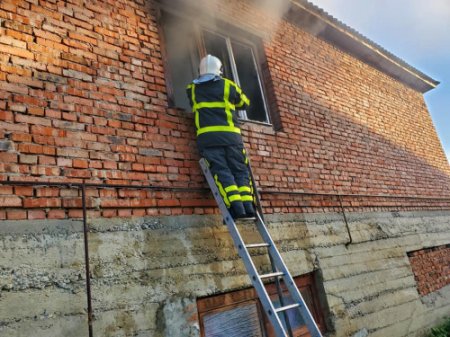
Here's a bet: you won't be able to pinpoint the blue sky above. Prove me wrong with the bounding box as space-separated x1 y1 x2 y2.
309 0 450 164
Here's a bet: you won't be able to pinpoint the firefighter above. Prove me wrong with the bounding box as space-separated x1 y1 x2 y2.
186 54 256 220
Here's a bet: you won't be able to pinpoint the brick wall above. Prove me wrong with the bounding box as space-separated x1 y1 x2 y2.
408 244 450 296
1 2 450 336
0 0 449 220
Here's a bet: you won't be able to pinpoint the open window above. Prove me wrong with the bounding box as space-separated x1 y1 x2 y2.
197 273 327 337
159 9 271 124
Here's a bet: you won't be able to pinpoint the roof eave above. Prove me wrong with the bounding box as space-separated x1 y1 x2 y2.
288 1 439 93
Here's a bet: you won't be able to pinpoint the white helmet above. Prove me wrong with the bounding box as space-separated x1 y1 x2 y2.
199 54 222 76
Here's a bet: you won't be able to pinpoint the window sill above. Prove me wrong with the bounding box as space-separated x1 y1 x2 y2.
239 118 277 136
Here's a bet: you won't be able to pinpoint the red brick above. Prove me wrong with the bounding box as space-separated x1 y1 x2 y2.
0 81 29 95
7 74 44 89
0 44 34 59
102 209 117 218
62 198 82 208
0 153 18 163
23 198 61 208
1 63 32 76
15 114 52 126
30 4 62 20
10 56 46 71
68 31 97 45
31 125 65 137
33 28 62 42
132 209 146 217
14 186 34 196
28 210 46 219
14 95 48 107
36 37 69 53
409 245 450 296
0 35 26 48
3 20 33 35
19 155 38 164
36 187 59 197
0 111 13 121
66 61 95 75
28 107 45 116
118 209 132 217
61 52 90 65
57 148 89 158
180 199 216 207
73 159 89 169
7 210 27 220
5 29 33 43
68 209 83 218
157 199 180 207
48 209 66 219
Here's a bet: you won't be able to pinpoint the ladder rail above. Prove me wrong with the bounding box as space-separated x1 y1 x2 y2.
247 149 321 336
254 212 323 337
199 158 323 337
199 159 290 337
247 153 295 337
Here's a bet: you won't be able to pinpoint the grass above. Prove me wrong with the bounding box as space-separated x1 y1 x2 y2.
427 317 450 337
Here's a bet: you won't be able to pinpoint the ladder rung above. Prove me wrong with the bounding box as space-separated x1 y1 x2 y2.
275 303 300 313
259 271 284 279
235 217 256 222
245 243 270 249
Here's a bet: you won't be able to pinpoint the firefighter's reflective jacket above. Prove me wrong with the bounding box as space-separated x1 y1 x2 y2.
186 77 250 151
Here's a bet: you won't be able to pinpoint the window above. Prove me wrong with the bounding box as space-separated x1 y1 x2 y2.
159 9 271 124
197 273 327 337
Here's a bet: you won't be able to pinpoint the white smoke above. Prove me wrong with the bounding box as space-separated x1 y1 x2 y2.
251 0 291 19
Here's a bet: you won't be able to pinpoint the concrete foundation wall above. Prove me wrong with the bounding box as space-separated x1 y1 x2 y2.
1 210 449 337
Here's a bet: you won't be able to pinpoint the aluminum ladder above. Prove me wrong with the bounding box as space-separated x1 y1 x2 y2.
199 158 323 337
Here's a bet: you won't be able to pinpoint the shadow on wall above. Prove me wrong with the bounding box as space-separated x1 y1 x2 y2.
244 84 450 198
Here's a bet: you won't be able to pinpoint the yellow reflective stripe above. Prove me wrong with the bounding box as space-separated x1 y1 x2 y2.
229 80 250 108
243 149 249 165
214 174 230 207
194 101 226 110
225 185 238 193
249 179 255 202
238 186 252 193
197 126 241 136
193 101 235 111
235 94 250 108
224 80 234 128
190 84 200 130
241 195 253 202
195 102 223 109
242 94 250 105
231 81 242 94
229 194 242 202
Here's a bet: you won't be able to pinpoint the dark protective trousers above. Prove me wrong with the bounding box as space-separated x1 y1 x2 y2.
201 145 255 218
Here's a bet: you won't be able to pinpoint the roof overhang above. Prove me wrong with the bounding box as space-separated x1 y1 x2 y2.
288 1 439 93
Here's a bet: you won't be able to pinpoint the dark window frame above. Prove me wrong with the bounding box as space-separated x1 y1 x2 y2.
156 4 277 126
197 273 327 337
